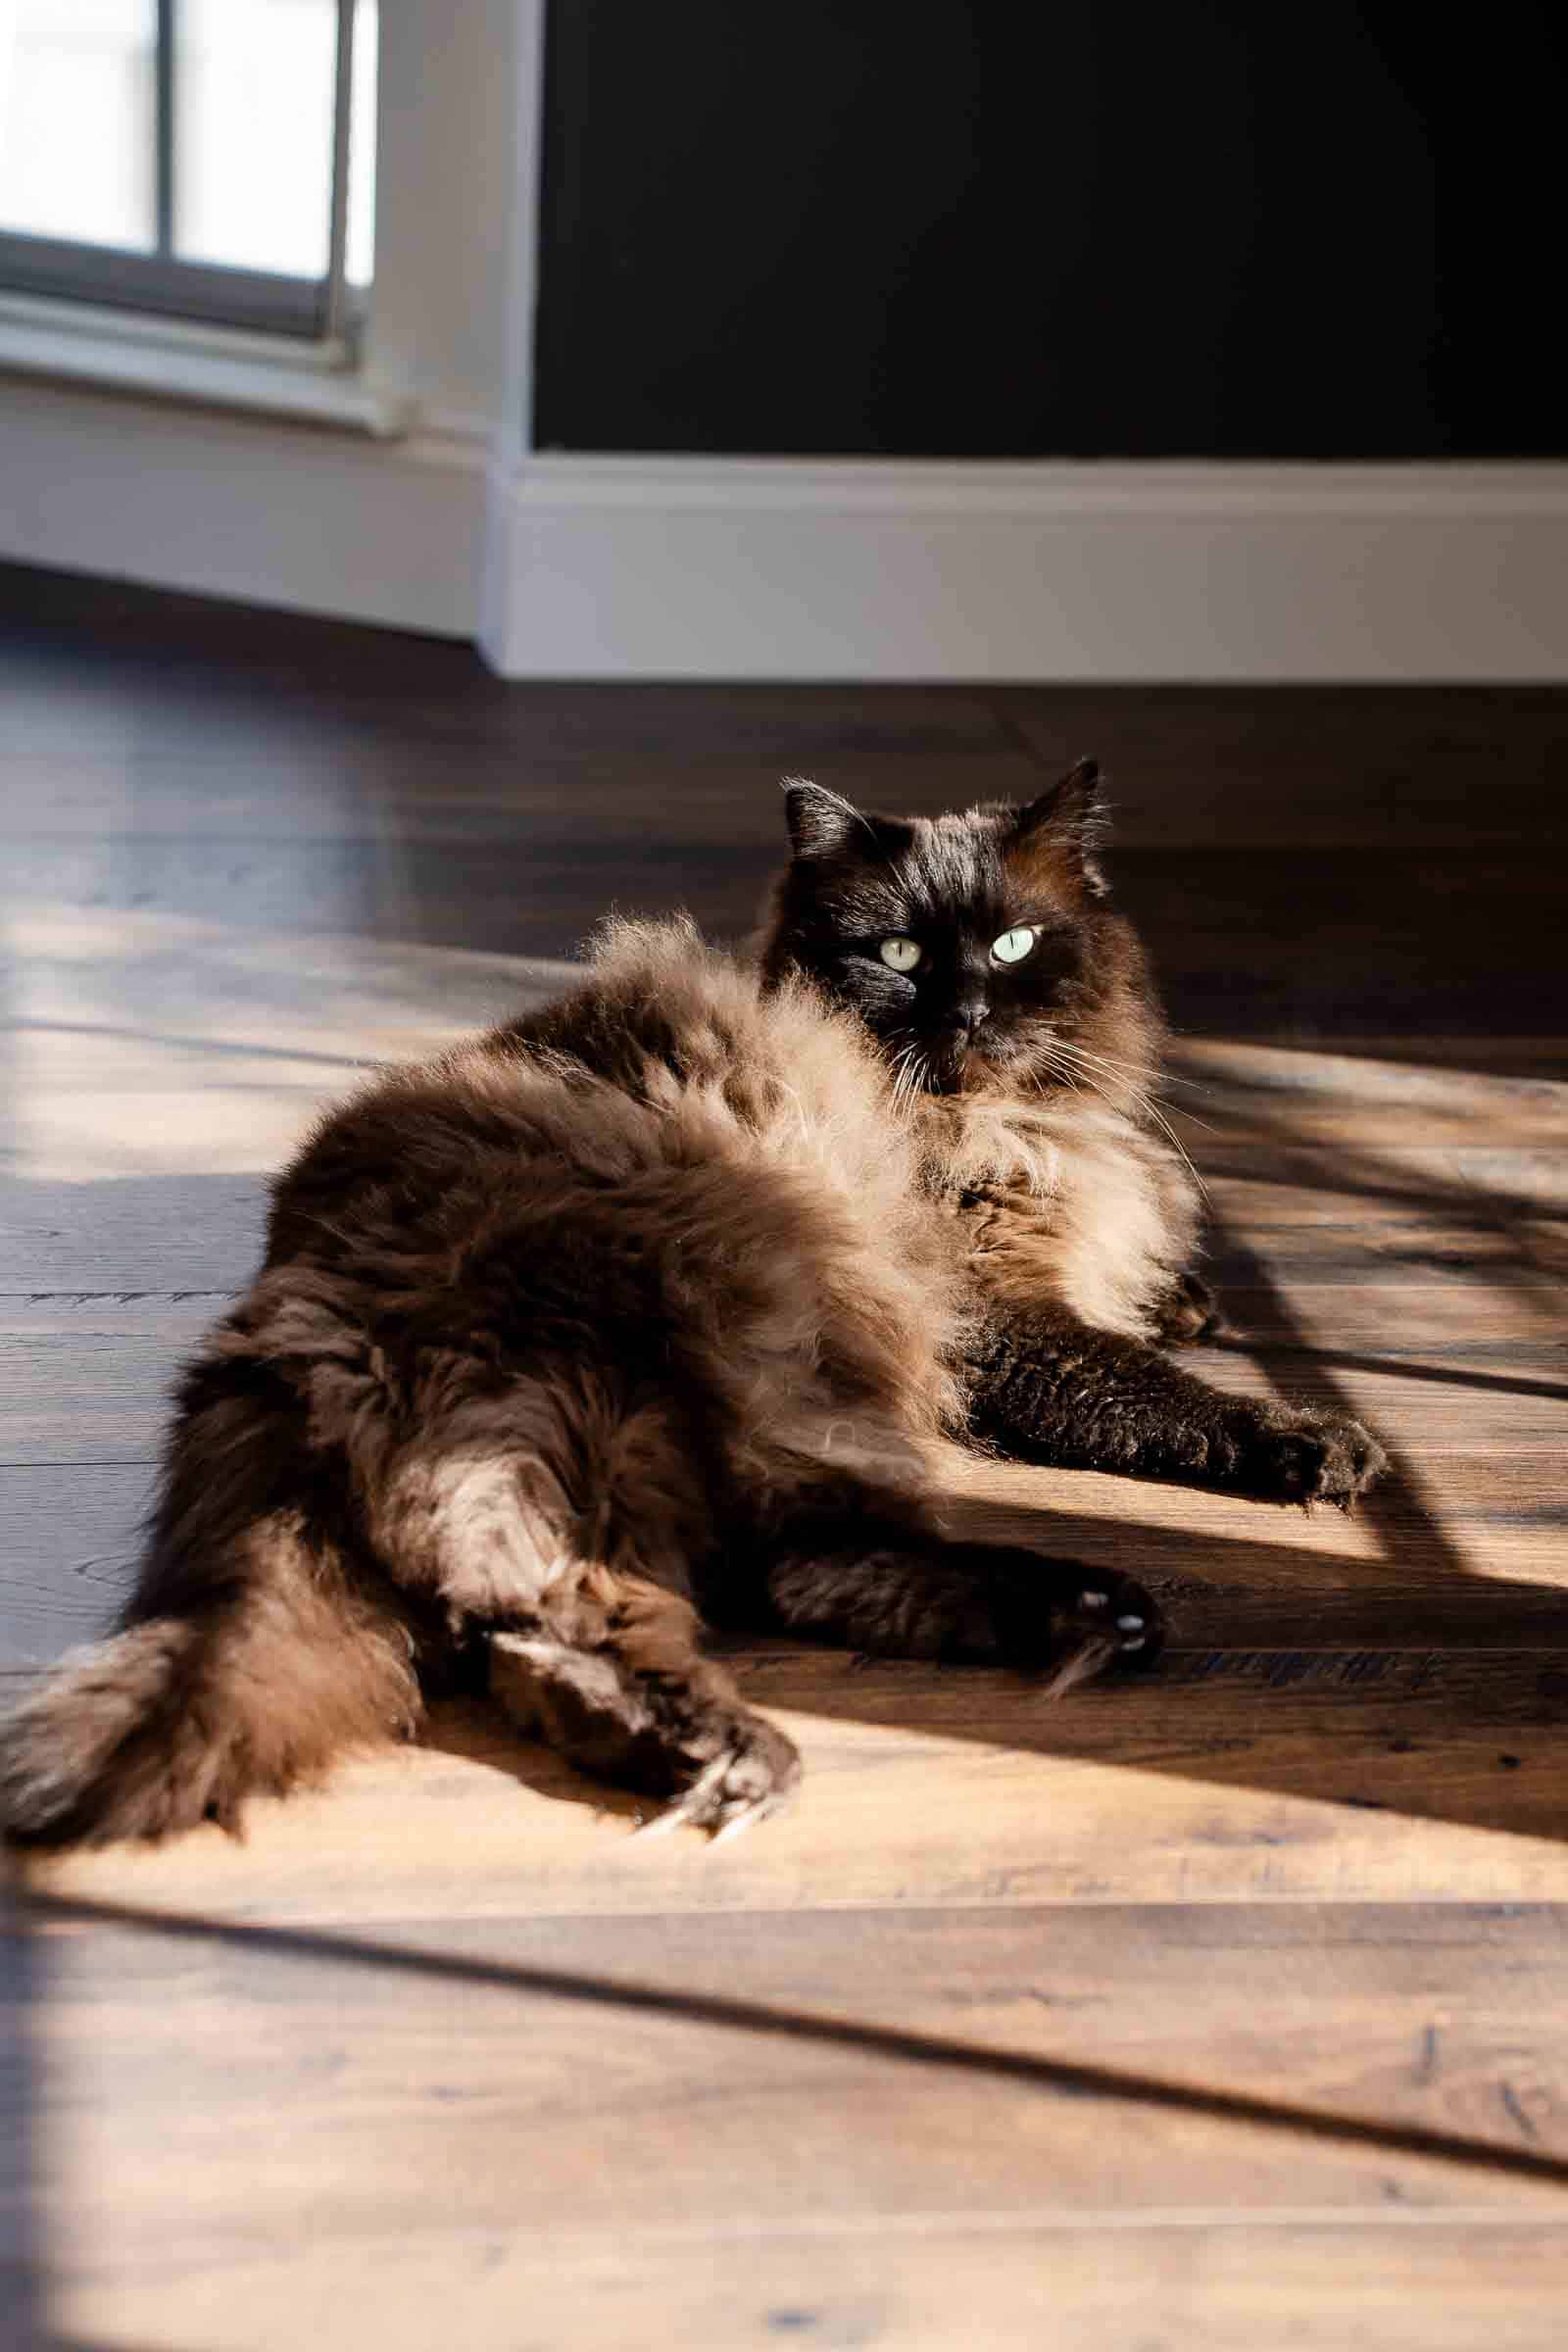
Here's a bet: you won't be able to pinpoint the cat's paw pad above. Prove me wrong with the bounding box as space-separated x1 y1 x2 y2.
1250 1409 1388 1509
639 1712 802 1842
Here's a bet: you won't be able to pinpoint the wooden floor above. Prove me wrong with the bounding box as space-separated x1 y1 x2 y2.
2 564 1567 2350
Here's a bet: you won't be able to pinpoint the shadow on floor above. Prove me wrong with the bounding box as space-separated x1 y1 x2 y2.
17 1885 1568 2193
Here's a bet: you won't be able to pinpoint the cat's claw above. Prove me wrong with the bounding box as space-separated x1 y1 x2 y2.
1042 1589 1155 1693
636 1713 802 1841
1040 1636 1118 1696
710 1802 780 1847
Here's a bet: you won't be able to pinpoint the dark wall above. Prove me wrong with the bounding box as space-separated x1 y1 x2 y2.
532 3 1564 460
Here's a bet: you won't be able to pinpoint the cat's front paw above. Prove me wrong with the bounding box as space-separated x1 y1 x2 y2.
985 1552 1163 1688
639 1708 802 1842
1233 1404 1388 1509
1151 1270 1232 1348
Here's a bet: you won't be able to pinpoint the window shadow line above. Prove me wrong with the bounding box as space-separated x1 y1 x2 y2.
1204 1219 1477 1585
22 1889 1568 2196
0 1020 377 1072
1207 1338 1568 1406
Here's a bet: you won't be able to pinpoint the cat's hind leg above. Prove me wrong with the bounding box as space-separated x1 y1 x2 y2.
488 1574 800 1837
367 1379 801 1834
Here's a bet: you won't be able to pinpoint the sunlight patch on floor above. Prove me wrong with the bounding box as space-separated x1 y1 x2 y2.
24 1694 1568 1927
0 905 573 1178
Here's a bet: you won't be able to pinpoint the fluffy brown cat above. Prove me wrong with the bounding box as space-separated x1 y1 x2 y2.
0 762 1383 1847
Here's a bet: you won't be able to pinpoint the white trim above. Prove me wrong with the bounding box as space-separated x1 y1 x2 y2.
480 457 1568 681
0 374 486 633
489 0 550 473
0 306 408 435
363 0 529 442
477 0 549 645
0 286 356 372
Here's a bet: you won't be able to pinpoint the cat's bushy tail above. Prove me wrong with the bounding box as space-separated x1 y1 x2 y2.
0 1512 420 1851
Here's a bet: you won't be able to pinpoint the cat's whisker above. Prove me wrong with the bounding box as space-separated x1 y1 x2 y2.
888 1040 924 1115
1053 1042 1214 1099
887 1035 936 1108
1037 1036 1182 1148
1054 1040 1202 1133
1046 1041 1211 1201
1075 1069 1209 1195
1036 1051 1088 1095
1047 1039 1220 1129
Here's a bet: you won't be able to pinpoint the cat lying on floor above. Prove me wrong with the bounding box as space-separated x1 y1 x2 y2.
1 761 1384 1847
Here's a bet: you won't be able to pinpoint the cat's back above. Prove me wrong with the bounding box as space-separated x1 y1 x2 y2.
266 918 921 1272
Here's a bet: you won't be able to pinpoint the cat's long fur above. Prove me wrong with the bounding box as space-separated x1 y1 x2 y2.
1 766 1383 1848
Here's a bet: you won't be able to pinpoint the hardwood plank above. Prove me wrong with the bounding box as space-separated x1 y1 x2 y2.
0 1180 262 1295
2 1430 1563 1678
18 1900 1568 2285
5 1425 1564 1693
16 1663 1568 1920
0 745 1044 848
7 836 1566 1029
55 2220 1568 2352
0 1300 216 1467
24 1894 1568 2345
1167 1041 1568 1142
0 1465 147 1666
6 1300 1554 1473
938 1454 1568 1640
1154 1340 1566 1452
29 1896 1568 2160
998 682 1567 850
0 906 572 1186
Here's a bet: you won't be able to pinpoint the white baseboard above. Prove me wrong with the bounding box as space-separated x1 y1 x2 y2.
480 456 1568 681
7 407 1563 681
0 376 487 636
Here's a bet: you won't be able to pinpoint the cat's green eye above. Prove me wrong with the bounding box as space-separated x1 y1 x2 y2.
878 936 923 974
991 926 1038 965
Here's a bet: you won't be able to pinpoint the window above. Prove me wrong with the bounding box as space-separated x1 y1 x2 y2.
0 0 377 344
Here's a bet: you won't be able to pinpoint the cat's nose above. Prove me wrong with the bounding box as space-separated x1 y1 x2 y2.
945 997 990 1037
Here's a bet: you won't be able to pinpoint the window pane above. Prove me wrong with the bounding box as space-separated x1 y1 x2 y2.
174 0 342 278
0 0 157 251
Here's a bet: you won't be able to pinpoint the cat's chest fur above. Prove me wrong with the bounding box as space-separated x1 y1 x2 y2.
921 1091 1200 1342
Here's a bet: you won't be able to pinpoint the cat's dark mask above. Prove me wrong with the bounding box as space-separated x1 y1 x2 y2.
762 760 1113 1096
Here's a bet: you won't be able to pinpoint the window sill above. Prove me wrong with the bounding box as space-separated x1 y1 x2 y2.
0 293 409 438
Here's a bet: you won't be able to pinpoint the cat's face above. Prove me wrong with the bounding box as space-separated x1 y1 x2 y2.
760 761 1136 1098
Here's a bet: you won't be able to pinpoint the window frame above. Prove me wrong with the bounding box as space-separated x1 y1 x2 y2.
0 0 361 349
0 232 345 342
0 0 546 644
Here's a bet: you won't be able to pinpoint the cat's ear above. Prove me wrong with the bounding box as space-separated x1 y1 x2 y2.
782 777 865 860
1011 757 1110 898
